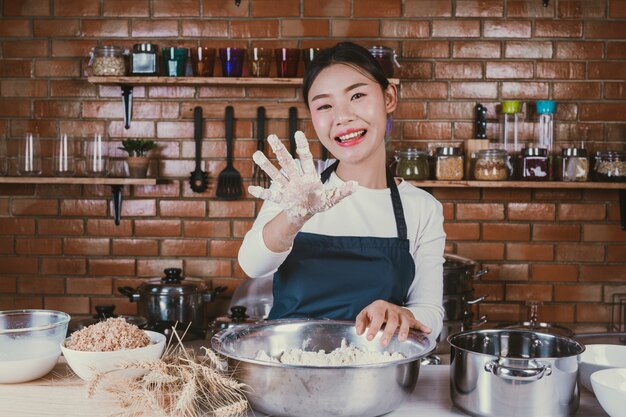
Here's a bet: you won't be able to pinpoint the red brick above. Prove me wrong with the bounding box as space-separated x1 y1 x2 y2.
87 219 132 237
576 304 610 324
89 259 134 276
81 19 129 37
183 220 231 238
586 21 626 39
281 19 330 37
16 238 62 255
429 102 474 120
354 0 401 16
403 121 452 139
536 62 585 80
332 19 380 38
131 20 179 37
532 224 581 241
45 296 90 315
404 0 452 17
4 0 51 16
209 201 256 218
159 200 206 218
231 20 279 38
209 240 242 257
0 236 13 255
507 203 555 221
581 103 626 122
558 0 607 18
394 102 428 119
64 238 110 256
11 199 58 216
37 219 83 236
553 82 602 100
103 0 149 16
507 243 555 261
153 0 200 16
483 223 530 241
0 19 32 37
435 62 482 79
181 20 229 37
401 82 448 99
19 276 65 294
556 244 605 262
35 100 81 120
41 258 86 275
581 265 626 282
610 0 626 17
66 277 113 295
381 21 429 38
0 276 17 293
134 220 181 237
583 224 626 242
589 63 626 80
0 60 32 77
456 243 505 261
607 42 626 59
432 20 480 38
507 0 555 17
557 203 605 221
452 41 500 59
472 283 504 301
61 199 108 217
112 239 158 256
535 21 583 38
485 61 533 79
54 0 99 16
161 239 207 257
484 21 531 38
555 41 604 59
233 220 254 238
506 284 553 302
303 0 349 16
184 259 232 278
502 82 550 100
479 303 524 322
605 83 626 100
1 79 47 97
607 245 626 262
505 41 552 59
483 188 532 201
432 188 481 201
531 264 578 282
3 40 49 58
0 219 36 235
455 0 503 17
540 304 575 324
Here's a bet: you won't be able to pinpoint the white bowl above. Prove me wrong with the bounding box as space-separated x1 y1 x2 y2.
61 330 166 381
579 344 626 392
0 309 71 384
591 368 626 417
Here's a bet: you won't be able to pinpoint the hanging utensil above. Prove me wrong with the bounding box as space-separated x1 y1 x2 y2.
253 106 270 188
189 106 209 193
288 106 297 158
216 106 243 200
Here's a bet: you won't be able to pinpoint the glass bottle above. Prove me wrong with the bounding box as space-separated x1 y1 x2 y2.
473 149 510 181
560 147 588 182
535 101 555 151
395 148 430 180
435 146 464 180
89 45 127 76
593 151 626 182
131 43 158 75
499 100 523 177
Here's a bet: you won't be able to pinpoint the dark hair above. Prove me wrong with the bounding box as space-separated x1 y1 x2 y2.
302 42 390 106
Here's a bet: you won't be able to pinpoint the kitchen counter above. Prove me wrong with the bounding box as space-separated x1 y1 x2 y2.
0 359 607 417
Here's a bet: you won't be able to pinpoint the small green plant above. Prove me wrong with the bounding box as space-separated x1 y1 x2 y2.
118 139 157 157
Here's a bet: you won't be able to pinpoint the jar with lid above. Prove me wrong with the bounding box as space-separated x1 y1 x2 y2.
131 43 158 75
435 146 464 180
89 45 127 76
395 148 430 180
473 149 510 181
367 46 401 78
559 147 588 182
519 147 550 180
593 151 626 182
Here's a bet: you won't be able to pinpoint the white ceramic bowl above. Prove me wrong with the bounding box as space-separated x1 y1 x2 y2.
61 330 166 381
579 344 626 392
0 309 71 384
591 368 626 417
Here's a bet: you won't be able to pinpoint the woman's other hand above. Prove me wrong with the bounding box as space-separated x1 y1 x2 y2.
355 300 432 347
248 131 357 225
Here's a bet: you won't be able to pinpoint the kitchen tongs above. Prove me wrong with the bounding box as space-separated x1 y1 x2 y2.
189 106 209 193
216 106 243 200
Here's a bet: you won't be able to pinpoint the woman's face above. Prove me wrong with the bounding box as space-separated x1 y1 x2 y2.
308 63 397 167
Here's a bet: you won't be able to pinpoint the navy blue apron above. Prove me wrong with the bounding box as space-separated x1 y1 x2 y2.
268 161 416 320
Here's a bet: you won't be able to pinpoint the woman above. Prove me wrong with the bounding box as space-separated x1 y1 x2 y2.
238 42 445 347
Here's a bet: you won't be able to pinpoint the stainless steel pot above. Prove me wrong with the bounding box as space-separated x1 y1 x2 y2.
448 329 585 417
118 268 226 336
443 293 487 322
443 254 488 295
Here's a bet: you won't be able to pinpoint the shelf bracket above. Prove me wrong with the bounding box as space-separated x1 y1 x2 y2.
619 189 626 230
121 85 133 129
111 185 123 225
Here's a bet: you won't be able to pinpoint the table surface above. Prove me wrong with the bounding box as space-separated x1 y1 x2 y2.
0 359 608 417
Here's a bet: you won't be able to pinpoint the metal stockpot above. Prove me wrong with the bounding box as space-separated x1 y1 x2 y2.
443 254 488 295
118 268 226 335
448 329 585 417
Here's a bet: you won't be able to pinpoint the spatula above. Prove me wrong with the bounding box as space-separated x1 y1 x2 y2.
189 106 209 193
216 105 243 200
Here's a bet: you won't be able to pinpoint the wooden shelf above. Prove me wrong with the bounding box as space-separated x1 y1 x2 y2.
409 180 626 190
0 177 157 225
87 76 400 86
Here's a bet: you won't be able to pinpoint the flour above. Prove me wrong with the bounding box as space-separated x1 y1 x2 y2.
255 338 404 366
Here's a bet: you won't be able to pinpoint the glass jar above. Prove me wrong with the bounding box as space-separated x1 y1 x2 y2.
593 151 626 182
90 45 127 76
131 43 158 75
473 149 510 181
395 149 430 180
435 146 464 180
519 147 550 180
368 46 401 78
560 147 588 182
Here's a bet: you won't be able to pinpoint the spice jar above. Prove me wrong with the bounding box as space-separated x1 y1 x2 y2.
131 43 158 75
89 45 127 76
593 151 626 182
395 148 430 180
560 147 588 182
435 146 464 180
519 147 550 180
473 149 510 181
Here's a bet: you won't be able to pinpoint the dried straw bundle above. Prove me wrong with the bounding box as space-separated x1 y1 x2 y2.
88 331 248 417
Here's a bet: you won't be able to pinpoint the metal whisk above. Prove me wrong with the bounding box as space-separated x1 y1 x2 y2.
253 106 270 188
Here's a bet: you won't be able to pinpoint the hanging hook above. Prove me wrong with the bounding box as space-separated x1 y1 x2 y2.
542 0 549 7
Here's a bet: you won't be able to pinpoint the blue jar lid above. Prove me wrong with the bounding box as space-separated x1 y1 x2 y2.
536 100 555 114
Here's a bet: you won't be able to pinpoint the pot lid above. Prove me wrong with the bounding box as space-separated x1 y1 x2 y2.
141 268 209 296
444 254 476 271
68 305 148 333
214 306 258 327
497 321 574 338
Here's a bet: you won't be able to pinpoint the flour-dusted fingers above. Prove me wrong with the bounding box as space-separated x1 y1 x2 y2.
295 131 317 176
326 180 358 206
252 150 287 187
248 185 283 204
267 134 300 180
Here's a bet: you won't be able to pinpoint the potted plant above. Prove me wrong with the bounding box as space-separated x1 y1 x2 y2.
118 138 157 178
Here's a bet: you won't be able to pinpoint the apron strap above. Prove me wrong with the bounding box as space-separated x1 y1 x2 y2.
319 161 407 240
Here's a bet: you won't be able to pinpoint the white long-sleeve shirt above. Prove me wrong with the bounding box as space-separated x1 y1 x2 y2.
238 169 446 340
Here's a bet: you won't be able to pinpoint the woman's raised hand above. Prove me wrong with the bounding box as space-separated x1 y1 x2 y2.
248 131 357 224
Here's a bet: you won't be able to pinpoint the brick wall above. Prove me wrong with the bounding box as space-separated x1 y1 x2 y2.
0 0 625 332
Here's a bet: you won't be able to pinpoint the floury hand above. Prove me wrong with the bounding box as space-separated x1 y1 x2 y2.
248 131 357 224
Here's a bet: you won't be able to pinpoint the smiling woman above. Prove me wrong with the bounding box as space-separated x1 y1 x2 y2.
238 42 446 348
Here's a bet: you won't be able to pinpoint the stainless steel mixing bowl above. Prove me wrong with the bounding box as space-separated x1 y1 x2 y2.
211 319 435 417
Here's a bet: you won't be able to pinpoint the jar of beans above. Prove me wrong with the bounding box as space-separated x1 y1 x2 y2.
593 151 626 182
90 45 127 76
473 149 510 181
435 146 464 180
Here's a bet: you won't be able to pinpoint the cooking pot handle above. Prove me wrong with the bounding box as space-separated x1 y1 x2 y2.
484 360 552 381
472 268 489 280
467 295 487 305
203 286 228 302
118 286 140 302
